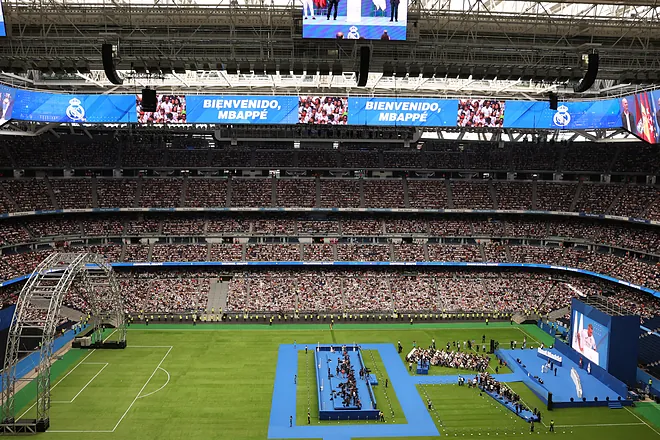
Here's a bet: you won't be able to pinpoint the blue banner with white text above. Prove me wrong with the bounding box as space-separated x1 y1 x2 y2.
13 90 136 123
348 97 458 126
503 99 621 130
186 95 299 124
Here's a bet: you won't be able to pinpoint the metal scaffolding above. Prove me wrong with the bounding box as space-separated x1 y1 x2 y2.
1 0 660 97
0 252 126 434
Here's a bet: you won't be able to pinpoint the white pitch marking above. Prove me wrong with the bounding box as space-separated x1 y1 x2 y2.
137 367 171 399
625 406 660 437
70 363 108 402
556 422 645 428
47 430 114 433
17 349 97 420
111 346 173 432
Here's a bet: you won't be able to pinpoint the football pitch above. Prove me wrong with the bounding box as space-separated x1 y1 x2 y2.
10 323 660 440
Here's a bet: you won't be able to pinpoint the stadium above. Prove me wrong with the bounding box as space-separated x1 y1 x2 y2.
0 0 660 439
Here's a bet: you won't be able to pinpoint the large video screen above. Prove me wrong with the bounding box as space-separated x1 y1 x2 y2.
136 94 186 124
0 84 16 122
458 99 505 128
302 0 407 40
349 97 457 126
0 0 6 37
298 96 348 125
571 308 610 368
13 90 136 123
619 91 660 144
504 99 621 130
186 96 298 124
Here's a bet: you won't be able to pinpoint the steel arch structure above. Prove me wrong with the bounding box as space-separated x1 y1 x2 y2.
0 252 126 433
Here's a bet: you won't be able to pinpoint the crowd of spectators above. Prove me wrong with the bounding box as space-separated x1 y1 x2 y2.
320 179 361 208
363 180 405 208
494 182 533 210
245 244 301 261
185 179 227 208
0 178 657 218
303 244 335 261
574 183 622 214
408 180 448 209
116 270 209 313
276 179 316 208
3 179 53 212
140 178 183 208
406 347 490 372
231 178 272 207
151 244 207 262
51 179 94 210
97 179 138 208
2 139 658 172
337 244 390 261
451 181 494 209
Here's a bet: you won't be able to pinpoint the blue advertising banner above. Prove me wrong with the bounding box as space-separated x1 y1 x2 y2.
302 0 408 41
12 90 136 123
0 83 16 122
504 99 621 130
186 95 299 124
348 97 458 126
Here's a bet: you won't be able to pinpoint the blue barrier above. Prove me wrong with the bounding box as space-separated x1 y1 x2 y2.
1 326 85 393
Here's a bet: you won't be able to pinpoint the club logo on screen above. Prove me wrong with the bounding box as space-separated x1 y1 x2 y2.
347 26 360 39
553 105 571 127
66 98 86 122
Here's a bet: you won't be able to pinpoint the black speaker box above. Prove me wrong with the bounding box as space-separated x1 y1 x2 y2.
356 46 370 87
142 89 157 112
101 43 123 85
574 53 599 93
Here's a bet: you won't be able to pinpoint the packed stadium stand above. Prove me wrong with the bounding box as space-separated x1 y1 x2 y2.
1 137 660 387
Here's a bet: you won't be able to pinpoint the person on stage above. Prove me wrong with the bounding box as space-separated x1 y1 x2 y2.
303 0 316 19
389 0 399 22
327 0 339 20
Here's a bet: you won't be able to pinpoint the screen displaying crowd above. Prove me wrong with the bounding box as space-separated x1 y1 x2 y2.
457 99 505 128
298 96 348 125
136 95 187 124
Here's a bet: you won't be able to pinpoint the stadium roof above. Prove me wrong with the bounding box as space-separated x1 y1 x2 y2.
1 0 659 99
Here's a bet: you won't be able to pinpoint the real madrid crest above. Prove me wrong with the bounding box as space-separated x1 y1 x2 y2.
552 104 570 127
66 98 86 122
347 26 360 39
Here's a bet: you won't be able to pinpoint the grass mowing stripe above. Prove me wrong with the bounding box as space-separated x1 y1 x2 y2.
362 349 406 423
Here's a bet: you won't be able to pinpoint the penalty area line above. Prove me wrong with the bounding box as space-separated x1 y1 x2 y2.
70 363 109 402
111 346 173 432
17 349 97 420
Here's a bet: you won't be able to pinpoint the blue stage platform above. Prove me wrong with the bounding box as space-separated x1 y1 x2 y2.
315 345 379 420
496 347 631 408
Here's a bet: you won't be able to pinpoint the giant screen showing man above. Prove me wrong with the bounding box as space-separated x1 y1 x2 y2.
571 308 610 368
302 0 407 40
0 0 7 37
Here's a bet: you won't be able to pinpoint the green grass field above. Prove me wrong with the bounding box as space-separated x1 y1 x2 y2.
8 323 660 440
